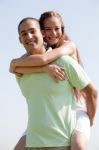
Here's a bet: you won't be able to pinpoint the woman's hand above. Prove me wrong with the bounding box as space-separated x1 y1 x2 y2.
9 54 28 74
9 59 16 73
45 64 66 82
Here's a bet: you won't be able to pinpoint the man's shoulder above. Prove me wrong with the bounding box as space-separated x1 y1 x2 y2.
20 53 28 58
56 55 82 72
59 55 77 65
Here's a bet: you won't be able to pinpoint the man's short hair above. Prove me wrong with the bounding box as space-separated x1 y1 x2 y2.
18 17 40 34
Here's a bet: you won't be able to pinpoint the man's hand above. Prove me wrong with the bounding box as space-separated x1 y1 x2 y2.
90 118 94 127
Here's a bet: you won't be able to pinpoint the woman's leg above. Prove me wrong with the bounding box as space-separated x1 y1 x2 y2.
71 131 88 150
14 135 26 150
71 111 90 150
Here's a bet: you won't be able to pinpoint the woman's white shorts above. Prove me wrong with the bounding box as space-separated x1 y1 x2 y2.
74 110 90 140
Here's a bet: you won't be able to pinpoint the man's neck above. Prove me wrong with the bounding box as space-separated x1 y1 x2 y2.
28 46 46 55
39 46 46 54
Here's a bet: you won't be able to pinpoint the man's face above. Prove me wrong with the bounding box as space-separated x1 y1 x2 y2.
19 19 44 55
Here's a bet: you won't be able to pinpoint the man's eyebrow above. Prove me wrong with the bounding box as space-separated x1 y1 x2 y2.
44 25 60 28
20 28 35 34
44 27 50 28
20 30 25 34
29 28 36 31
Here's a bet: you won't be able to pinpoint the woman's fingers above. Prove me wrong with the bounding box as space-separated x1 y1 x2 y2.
52 66 66 81
46 64 66 82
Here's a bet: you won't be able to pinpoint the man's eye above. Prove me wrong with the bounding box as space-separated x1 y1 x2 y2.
21 33 27 36
45 28 51 31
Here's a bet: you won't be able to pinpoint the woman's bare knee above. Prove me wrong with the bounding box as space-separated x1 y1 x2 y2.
71 131 88 150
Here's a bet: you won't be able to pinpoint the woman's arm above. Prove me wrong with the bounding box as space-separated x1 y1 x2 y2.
10 42 77 72
15 64 66 82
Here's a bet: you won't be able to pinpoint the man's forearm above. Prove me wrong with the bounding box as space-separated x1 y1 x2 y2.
86 96 97 126
82 83 97 126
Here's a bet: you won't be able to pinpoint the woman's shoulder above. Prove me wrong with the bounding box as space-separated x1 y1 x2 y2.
64 40 76 47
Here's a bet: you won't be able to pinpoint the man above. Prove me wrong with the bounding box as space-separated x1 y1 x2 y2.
10 17 97 150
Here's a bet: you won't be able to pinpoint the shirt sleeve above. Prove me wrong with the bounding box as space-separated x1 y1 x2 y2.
60 56 91 90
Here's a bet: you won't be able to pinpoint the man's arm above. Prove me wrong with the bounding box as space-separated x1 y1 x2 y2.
81 82 97 126
62 56 97 126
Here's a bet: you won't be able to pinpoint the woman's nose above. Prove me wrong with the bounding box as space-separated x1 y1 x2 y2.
51 29 57 35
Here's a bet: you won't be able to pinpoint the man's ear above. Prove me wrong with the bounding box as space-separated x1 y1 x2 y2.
19 36 22 43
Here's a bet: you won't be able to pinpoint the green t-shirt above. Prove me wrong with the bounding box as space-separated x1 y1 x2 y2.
16 56 90 147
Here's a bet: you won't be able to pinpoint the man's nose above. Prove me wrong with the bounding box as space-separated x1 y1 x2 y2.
27 33 33 39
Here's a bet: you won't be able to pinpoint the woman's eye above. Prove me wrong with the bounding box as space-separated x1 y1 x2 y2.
55 27 60 31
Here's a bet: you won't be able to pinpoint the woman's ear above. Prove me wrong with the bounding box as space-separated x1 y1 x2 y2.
41 30 45 38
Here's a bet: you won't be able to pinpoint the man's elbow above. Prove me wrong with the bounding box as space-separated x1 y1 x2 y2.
92 87 98 101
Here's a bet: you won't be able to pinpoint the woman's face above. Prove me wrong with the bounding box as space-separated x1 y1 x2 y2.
42 16 62 46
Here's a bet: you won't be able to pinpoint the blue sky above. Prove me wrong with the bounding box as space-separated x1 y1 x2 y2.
0 0 99 150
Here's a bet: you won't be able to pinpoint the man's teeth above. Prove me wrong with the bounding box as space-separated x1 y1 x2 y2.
27 41 34 45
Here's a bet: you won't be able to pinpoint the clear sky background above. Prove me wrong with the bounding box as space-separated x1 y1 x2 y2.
0 0 99 150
